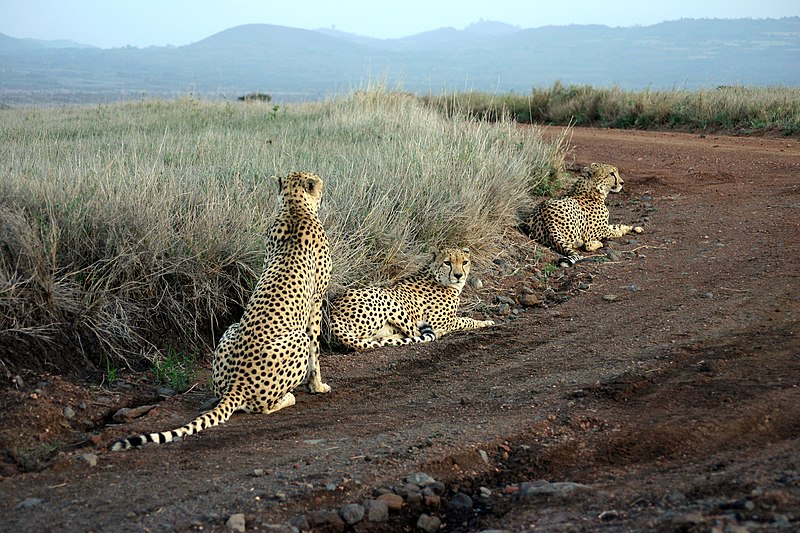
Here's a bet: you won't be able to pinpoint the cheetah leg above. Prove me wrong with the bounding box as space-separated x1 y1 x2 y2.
583 240 604 252
607 224 643 238
305 295 330 394
436 316 495 337
264 392 296 414
543 220 583 266
211 322 239 398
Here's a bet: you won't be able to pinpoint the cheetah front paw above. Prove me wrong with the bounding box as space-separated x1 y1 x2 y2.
633 226 644 233
310 382 331 394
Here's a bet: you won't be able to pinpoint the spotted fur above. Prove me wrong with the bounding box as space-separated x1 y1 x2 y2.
327 248 494 351
521 163 643 266
111 171 331 451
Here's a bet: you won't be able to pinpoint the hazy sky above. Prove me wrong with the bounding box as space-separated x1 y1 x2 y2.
1 0 797 48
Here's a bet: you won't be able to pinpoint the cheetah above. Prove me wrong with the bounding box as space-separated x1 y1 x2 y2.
327 247 494 351
520 163 643 267
111 171 331 451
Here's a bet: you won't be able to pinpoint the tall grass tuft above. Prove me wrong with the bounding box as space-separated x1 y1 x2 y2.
424 83 800 135
0 90 568 371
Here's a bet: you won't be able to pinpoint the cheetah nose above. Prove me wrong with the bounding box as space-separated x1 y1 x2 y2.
454 272 463 280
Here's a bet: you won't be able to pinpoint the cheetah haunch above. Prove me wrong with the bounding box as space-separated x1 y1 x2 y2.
327 247 494 351
111 171 331 451
520 163 643 267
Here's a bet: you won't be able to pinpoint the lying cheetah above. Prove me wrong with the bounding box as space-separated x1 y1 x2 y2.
111 171 331 450
520 163 643 266
327 247 494 351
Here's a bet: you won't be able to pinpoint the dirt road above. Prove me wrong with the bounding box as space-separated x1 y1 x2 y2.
1 127 799 532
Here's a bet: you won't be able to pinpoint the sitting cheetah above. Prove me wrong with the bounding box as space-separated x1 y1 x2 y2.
111 171 332 451
520 163 643 266
327 247 494 351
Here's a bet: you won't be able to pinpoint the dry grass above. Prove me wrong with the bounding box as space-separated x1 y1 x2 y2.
424 83 800 135
0 90 568 370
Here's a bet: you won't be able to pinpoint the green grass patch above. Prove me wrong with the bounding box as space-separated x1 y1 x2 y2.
152 345 198 393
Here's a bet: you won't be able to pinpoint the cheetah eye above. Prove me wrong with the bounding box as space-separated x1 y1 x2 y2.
443 261 451 266
462 260 469 266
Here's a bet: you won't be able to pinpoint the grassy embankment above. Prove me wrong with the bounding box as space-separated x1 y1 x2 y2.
424 83 800 135
0 91 567 372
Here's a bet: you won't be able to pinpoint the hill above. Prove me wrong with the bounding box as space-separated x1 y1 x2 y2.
0 17 798 104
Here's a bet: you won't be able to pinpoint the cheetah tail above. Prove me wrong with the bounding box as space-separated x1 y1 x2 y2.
109 390 243 451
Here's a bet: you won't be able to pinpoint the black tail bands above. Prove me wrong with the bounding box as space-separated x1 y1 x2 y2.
109 391 242 451
418 321 436 342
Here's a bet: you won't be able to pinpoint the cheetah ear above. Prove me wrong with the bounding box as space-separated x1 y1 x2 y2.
270 175 282 190
461 247 470 254
305 178 317 194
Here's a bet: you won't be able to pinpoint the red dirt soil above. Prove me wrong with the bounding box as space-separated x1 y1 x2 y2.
1 127 798 532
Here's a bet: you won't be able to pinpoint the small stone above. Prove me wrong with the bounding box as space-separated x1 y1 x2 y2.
449 492 473 510
325 482 337 491
79 453 98 467
469 277 484 290
157 386 176 397
12 375 25 389
307 510 344 531
519 293 541 307
478 449 489 464
496 303 511 316
605 250 622 262
429 481 446 495
406 472 437 487
78 402 87 410
252 469 265 477
401 482 422 495
112 404 156 422
377 493 404 511
338 503 364 526
365 499 389 522
16 497 43 509
496 295 515 305
578 282 591 290
288 515 310 531
626 284 641 292
226 513 246 532
602 294 619 302
416 514 441 533
406 492 423 506
700 292 714 299
479 487 492 498
62 406 76 419
517 480 592 499
422 488 441 508
373 487 393 496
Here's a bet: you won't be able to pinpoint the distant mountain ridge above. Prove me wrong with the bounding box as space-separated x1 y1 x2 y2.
0 17 798 105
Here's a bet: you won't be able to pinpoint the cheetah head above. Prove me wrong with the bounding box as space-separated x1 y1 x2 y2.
275 171 324 214
587 163 623 196
432 247 471 291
